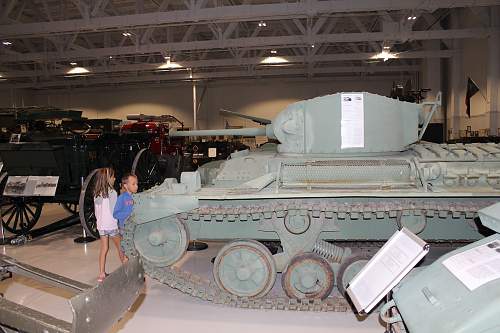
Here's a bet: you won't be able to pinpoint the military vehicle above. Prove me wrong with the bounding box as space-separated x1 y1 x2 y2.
382 201 500 333
121 91 500 311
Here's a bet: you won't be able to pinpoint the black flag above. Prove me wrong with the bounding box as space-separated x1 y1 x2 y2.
465 77 479 118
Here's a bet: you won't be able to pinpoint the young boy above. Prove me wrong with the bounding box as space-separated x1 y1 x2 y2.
113 173 138 235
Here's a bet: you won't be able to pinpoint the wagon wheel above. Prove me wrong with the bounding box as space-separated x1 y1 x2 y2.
78 169 100 239
62 203 78 215
131 148 163 192
0 173 43 235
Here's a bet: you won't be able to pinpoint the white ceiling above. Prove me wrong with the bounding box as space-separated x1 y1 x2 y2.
0 0 498 89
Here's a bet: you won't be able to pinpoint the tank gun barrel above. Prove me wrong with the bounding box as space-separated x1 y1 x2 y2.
170 126 269 137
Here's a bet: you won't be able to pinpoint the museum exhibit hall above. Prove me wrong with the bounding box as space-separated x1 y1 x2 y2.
0 0 500 332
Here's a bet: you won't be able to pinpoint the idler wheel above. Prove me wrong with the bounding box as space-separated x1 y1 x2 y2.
133 216 189 267
213 240 276 298
336 254 371 297
281 253 334 300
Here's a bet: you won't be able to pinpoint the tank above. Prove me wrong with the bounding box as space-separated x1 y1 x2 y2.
121 92 500 312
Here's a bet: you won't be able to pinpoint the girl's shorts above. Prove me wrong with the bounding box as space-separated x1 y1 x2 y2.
98 229 120 237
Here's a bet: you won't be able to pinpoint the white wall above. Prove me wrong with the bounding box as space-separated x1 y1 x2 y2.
23 76 396 129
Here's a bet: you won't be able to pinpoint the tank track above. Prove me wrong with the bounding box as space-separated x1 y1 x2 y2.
122 199 494 312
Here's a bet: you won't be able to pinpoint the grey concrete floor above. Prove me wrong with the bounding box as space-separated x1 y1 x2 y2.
0 204 386 333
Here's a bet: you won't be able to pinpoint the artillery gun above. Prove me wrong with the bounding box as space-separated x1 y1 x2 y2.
122 92 500 311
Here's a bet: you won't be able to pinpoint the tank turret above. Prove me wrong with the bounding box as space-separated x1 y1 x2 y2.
171 92 440 154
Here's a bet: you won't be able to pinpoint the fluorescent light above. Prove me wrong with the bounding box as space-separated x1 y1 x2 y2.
2 41 12 46
109 56 113 59
122 32 132 37
412 16 417 20
66 66 90 75
258 21 267 27
70 62 77 66
270 50 277 54
311 44 315 48
260 56 289 64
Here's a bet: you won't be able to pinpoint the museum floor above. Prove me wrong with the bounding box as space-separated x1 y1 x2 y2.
0 204 384 333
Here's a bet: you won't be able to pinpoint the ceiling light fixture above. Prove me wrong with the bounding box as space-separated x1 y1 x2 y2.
270 50 277 54
372 49 397 62
70 62 78 66
2 41 12 46
109 56 113 59
66 66 90 75
258 21 267 27
260 56 289 64
407 16 417 20
311 44 315 48
122 32 132 37
157 57 183 70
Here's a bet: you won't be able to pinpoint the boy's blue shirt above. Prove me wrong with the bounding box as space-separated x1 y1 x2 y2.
113 192 134 229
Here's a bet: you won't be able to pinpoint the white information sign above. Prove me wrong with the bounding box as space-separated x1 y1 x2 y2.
3 176 59 196
340 93 365 149
443 239 500 291
346 228 429 314
208 147 217 158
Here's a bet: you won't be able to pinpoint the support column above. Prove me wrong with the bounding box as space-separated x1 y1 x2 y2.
422 40 442 122
448 10 465 139
488 6 500 136
191 69 197 130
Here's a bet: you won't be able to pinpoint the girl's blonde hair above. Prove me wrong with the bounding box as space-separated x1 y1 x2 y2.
93 167 115 198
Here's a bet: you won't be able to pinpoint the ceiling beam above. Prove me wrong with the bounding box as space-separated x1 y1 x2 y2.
0 28 490 63
0 64 419 89
1 49 454 78
1 0 499 38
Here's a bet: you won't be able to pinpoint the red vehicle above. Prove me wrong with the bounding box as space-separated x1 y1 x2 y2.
121 114 186 181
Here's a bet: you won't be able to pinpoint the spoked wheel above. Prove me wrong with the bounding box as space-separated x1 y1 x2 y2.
281 252 334 300
78 169 100 239
1 198 43 235
336 254 371 297
62 203 78 215
133 216 189 267
131 148 163 192
213 240 276 298
0 173 43 235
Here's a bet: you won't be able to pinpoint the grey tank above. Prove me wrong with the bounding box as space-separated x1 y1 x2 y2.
121 92 500 311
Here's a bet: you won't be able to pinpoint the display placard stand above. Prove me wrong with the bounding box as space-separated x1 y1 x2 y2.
73 228 96 244
346 228 429 314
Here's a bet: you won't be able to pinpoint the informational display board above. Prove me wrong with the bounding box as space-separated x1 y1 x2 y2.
341 93 365 149
3 176 59 197
443 239 500 291
346 228 429 314
9 133 21 143
208 147 217 158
